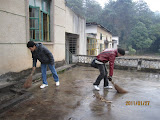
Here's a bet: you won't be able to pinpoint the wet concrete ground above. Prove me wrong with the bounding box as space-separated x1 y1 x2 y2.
0 66 160 120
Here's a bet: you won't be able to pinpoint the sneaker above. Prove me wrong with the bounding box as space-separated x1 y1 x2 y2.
94 85 100 91
104 86 113 89
40 84 48 89
56 81 60 86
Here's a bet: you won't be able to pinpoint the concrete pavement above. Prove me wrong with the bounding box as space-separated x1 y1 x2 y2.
0 66 160 120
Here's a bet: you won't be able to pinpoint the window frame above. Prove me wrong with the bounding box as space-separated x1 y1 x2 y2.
87 38 97 55
29 0 50 42
29 6 41 41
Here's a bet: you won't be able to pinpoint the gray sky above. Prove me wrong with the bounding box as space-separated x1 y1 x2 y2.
95 0 160 12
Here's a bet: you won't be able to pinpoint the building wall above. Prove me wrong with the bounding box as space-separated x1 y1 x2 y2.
53 0 66 61
86 25 112 55
97 26 112 46
86 25 97 34
0 0 56 75
65 7 86 55
0 0 31 75
0 0 86 75
112 36 119 49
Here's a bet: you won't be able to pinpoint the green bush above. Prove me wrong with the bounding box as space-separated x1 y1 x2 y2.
128 46 136 55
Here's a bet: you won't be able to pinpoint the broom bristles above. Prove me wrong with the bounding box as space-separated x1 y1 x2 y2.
23 75 32 88
111 81 128 93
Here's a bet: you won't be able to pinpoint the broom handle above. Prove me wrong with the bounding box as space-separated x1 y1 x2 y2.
110 80 115 85
31 67 36 76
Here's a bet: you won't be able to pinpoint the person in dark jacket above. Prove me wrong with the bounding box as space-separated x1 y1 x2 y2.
27 41 60 89
93 48 125 91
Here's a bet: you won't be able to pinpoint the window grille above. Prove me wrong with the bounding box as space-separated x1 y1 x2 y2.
66 33 78 54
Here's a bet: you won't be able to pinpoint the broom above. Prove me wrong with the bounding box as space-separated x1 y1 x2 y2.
23 68 35 88
23 74 33 88
110 80 128 94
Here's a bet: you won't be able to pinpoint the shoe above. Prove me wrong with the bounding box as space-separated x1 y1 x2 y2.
94 85 100 91
40 84 48 89
56 81 60 86
104 86 113 89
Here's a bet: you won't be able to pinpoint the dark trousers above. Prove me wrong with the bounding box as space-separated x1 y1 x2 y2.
93 64 108 87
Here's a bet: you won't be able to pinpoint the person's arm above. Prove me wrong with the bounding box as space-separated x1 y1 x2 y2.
108 54 116 77
33 58 37 67
32 52 37 74
32 51 37 67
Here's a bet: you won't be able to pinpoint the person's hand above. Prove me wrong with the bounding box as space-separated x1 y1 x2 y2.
108 76 112 81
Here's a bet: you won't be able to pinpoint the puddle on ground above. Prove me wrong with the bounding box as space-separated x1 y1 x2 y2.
0 66 160 120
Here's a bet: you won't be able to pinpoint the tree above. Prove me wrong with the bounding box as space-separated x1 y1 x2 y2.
129 22 152 51
66 0 160 54
84 0 102 23
101 1 118 35
102 0 136 47
134 0 153 28
66 0 85 17
149 24 160 52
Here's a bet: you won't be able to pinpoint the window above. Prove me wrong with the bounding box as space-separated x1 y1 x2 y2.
100 33 102 40
29 0 50 42
87 38 97 55
66 33 78 54
100 43 103 53
69 37 77 54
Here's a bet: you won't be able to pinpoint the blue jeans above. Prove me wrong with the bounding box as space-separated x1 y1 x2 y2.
41 64 59 85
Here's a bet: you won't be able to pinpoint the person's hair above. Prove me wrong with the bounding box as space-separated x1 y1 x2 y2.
118 48 125 55
27 41 36 48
